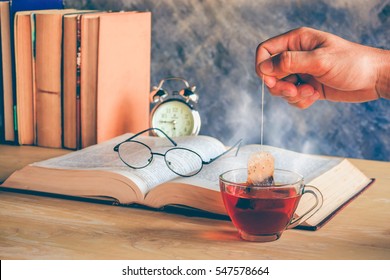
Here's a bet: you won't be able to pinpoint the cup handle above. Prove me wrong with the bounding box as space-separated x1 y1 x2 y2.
287 185 323 229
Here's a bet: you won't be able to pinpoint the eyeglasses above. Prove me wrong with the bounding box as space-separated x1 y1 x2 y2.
113 127 242 177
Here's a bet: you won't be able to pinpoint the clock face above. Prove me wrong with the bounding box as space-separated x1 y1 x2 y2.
151 100 199 137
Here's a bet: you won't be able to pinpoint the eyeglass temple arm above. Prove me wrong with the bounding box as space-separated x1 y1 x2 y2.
113 127 177 152
203 139 242 165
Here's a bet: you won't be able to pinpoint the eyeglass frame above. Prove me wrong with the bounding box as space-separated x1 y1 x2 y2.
113 127 242 177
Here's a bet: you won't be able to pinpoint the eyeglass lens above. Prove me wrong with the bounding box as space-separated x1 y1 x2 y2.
118 141 203 176
164 148 203 176
118 141 152 168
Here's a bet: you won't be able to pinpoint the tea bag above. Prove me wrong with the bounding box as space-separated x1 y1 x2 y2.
235 151 275 210
247 151 275 186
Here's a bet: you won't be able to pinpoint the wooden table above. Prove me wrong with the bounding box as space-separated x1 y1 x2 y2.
0 145 389 260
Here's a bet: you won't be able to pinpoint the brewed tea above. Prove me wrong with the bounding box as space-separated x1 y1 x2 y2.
221 185 301 235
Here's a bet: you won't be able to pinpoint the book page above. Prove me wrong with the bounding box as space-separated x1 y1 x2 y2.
33 133 227 195
172 144 342 192
296 159 372 226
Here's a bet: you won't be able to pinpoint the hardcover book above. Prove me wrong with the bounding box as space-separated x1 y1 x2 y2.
63 11 101 149
1 133 374 230
63 11 151 149
34 9 77 148
13 11 35 145
96 11 151 143
0 1 14 142
2 0 65 144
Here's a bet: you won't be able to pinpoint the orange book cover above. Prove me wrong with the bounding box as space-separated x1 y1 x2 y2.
96 11 151 143
0 2 15 142
34 11 66 148
79 13 100 148
63 11 97 149
62 13 80 149
14 11 34 145
34 9 77 148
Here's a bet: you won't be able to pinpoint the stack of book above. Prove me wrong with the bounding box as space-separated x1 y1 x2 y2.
0 0 151 149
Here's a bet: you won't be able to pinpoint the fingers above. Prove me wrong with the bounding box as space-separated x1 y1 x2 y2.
256 27 325 62
267 79 298 97
262 71 302 88
285 84 321 109
255 27 329 80
256 27 332 109
288 93 320 109
259 50 327 80
268 81 321 109
256 28 310 68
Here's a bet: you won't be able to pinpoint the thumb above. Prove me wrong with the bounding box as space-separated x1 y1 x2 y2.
258 50 326 79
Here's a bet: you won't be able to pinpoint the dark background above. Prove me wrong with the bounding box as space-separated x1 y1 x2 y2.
65 0 390 161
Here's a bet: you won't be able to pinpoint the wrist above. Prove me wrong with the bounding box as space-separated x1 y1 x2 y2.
375 49 390 100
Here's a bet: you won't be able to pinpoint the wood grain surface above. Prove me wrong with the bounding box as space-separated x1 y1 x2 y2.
0 145 389 259
0 145 70 183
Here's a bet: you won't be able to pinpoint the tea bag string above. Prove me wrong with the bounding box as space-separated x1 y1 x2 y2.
261 74 265 151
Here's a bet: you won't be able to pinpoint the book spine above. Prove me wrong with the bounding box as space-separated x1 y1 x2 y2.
14 13 35 145
0 2 15 143
0 5 4 143
62 14 80 150
31 13 37 145
80 15 99 148
35 13 63 148
76 15 81 150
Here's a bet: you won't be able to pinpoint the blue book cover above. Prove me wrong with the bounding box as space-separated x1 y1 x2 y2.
10 0 63 19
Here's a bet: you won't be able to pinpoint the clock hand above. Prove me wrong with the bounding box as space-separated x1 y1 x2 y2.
159 120 176 125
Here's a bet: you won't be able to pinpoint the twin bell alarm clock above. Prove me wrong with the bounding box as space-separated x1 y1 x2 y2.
150 77 201 137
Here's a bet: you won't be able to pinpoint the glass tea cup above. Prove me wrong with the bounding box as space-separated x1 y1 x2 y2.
219 168 323 242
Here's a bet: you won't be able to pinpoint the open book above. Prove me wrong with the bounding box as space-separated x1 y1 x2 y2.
1 134 374 230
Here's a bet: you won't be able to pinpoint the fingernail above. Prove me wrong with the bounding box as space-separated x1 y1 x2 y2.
263 76 276 88
260 59 273 74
